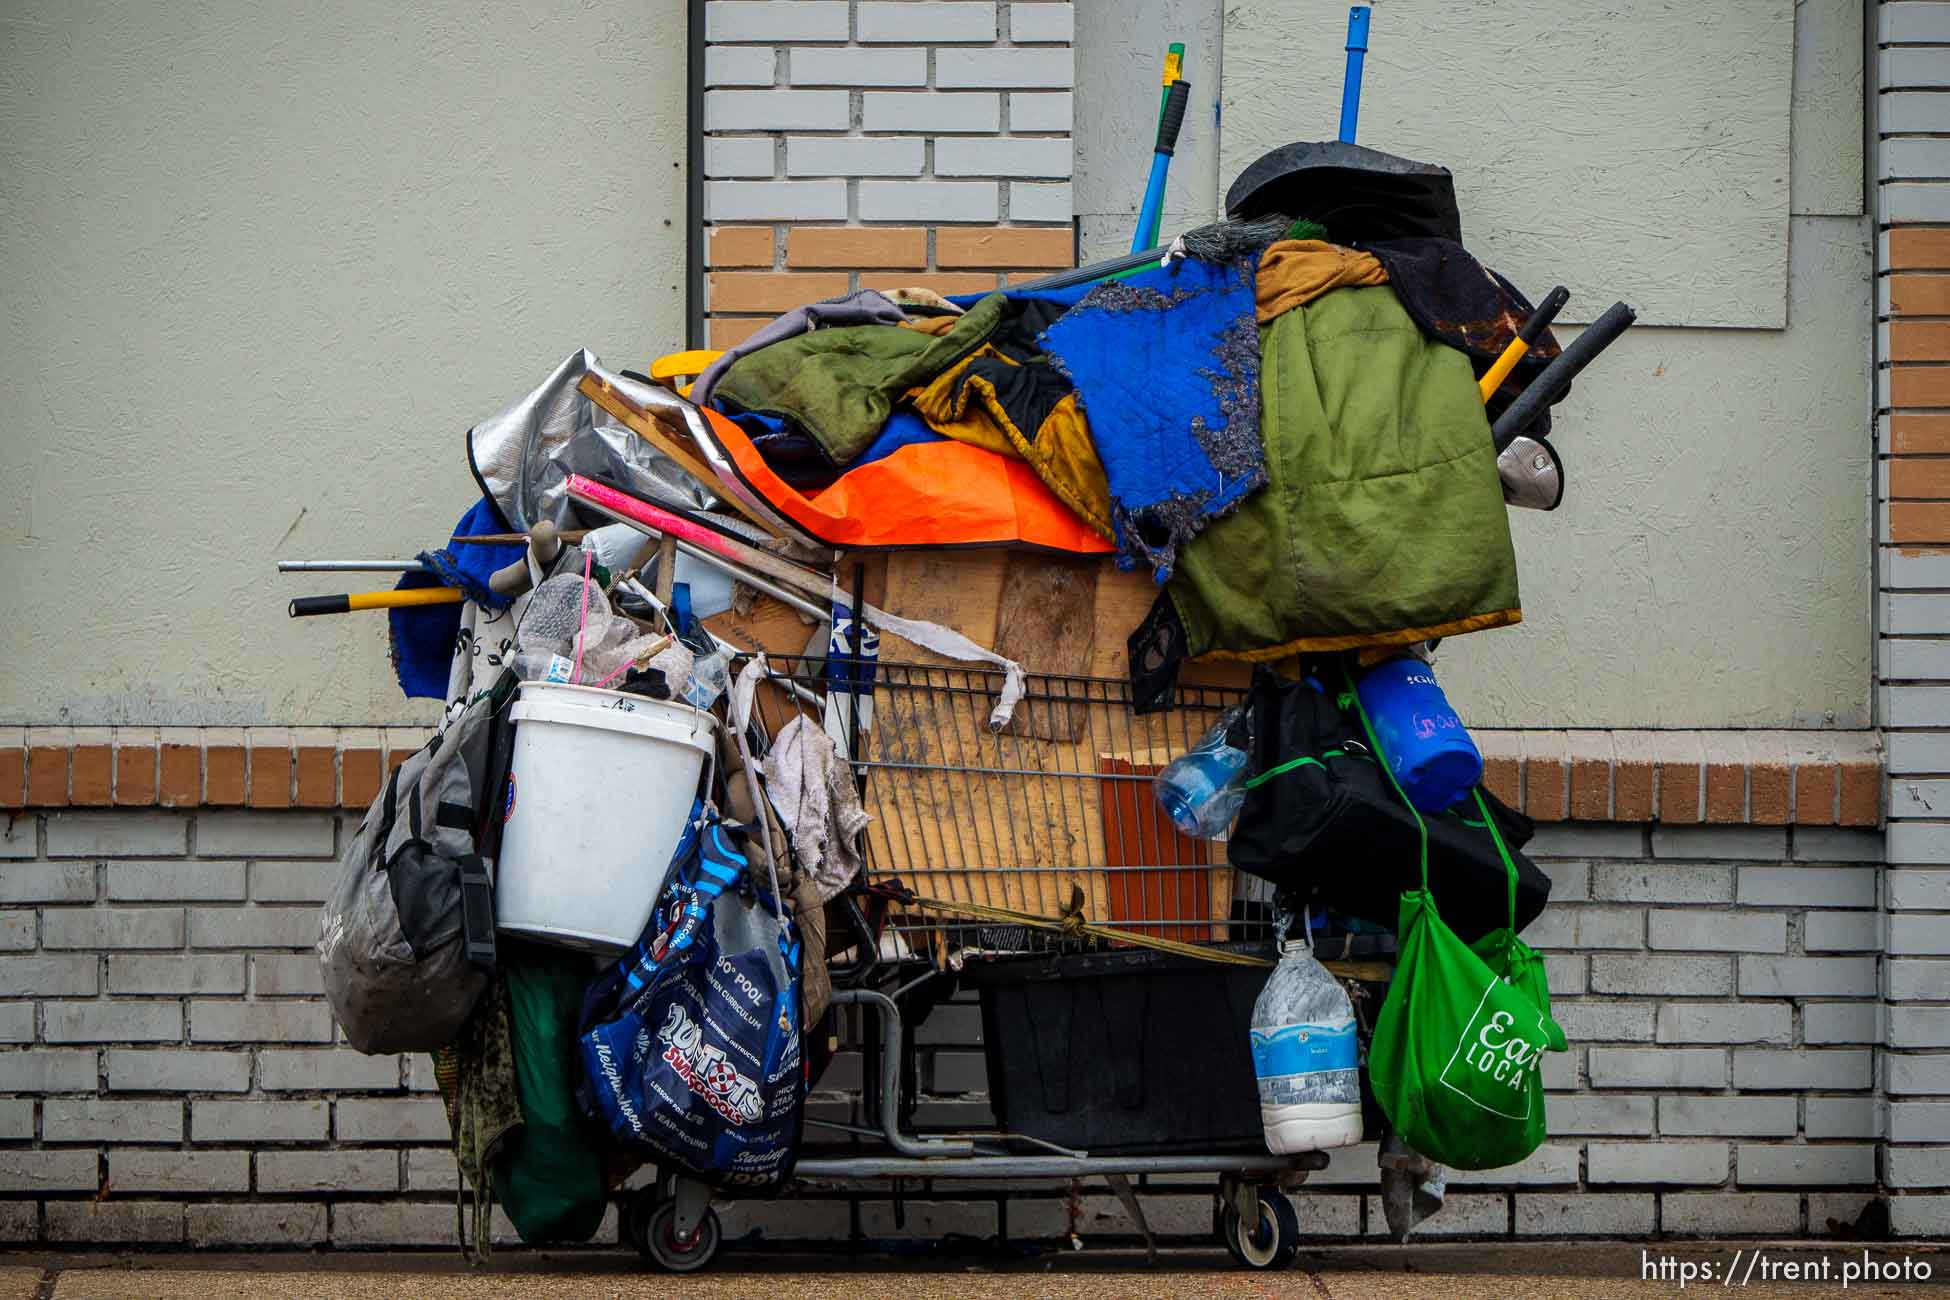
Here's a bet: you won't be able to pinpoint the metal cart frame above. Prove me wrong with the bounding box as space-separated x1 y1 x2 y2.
618 655 1335 1273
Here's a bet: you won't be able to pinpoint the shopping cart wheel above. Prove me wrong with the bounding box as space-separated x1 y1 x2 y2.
620 1188 657 1256
1219 1188 1300 1271
640 1198 722 1273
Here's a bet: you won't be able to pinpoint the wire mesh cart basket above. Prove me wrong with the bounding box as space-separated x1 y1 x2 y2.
618 653 1370 1273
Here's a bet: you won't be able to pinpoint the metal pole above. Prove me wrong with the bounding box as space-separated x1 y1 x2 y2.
1338 6 1371 144
276 560 430 573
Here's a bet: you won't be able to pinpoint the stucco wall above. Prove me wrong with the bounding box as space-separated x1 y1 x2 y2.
0 0 688 726
1079 0 1872 729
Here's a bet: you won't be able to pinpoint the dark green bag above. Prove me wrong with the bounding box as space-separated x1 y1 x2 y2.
493 943 609 1244
1350 669 1566 1171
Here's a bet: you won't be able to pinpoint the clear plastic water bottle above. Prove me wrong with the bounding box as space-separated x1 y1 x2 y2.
1250 937 1364 1154
1153 706 1250 839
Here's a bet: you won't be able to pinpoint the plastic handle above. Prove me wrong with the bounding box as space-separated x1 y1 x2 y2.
1338 6 1371 144
288 595 350 618
1519 286 1571 345
1154 78 1191 156
1491 300 1638 449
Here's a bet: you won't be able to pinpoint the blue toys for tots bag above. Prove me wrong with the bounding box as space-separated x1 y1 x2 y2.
577 803 805 1192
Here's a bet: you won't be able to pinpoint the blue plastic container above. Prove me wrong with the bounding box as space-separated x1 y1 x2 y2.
1354 656 1482 812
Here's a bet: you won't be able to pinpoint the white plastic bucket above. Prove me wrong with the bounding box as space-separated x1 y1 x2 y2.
494 682 717 953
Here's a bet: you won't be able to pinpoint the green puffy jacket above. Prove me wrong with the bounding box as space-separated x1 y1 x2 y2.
1168 285 1520 659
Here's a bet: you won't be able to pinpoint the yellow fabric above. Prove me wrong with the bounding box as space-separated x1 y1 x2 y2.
906 349 1116 539
1194 607 1523 664
898 314 963 336
1256 239 1389 323
905 348 1024 458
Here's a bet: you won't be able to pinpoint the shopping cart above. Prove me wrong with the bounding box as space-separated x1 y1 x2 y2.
617 653 1373 1273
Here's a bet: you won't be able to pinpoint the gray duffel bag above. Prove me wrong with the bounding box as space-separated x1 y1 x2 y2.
318 674 512 1054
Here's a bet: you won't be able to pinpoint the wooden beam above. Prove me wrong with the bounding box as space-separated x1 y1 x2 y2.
575 372 787 541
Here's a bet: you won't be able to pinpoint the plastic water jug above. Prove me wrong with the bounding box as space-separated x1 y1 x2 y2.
1354 655 1482 812
1250 939 1363 1153
1153 707 1250 839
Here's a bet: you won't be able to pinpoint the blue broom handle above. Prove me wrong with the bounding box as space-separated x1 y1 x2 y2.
1338 6 1371 144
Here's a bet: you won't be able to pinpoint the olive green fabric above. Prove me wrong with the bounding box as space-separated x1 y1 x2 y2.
714 292 1006 465
1167 285 1520 659
490 942 608 1245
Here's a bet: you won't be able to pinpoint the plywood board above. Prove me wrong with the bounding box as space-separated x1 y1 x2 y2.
1220 0 1794 327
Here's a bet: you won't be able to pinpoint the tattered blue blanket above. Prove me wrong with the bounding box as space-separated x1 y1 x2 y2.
1041 255 1264 582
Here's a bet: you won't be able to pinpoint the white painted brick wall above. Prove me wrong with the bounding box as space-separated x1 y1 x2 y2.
701 0 1077 330
0 803 1928 1245
1883 0 1950 1204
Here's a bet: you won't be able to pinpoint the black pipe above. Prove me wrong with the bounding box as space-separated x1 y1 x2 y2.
1492 301 1638 450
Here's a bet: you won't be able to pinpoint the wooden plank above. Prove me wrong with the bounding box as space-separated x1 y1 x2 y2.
993 552 1100 741
576 372 788 539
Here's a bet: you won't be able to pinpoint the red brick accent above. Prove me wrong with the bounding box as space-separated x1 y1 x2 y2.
935 227 1072 269
1838 759 1881 827
708 226 776 268
247 735 292 809
895 271 1002 296
707 271 851 314
1792 759 1839 827
113 737 157 807
1611 739 1657 822
1889 229 1950 270
68 741 112 807
1891 502 1950 543
341 747 385 812
1890 459 1950 499
1888 275 1950 316
26 736 69 808
708 316 769 348
203 742 246 807
1889 414 1950 454
1749 759 1790 826
295 746 338 809
1482 754 1520 810
0 730 1882 826
1890 367 1950 408
0 741 23 810
158 742 200 809
787 228 927 269
1890 321 1950 362
1521 734 1569 823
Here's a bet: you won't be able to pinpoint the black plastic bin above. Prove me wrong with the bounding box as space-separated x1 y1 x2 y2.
962 944 1273 1155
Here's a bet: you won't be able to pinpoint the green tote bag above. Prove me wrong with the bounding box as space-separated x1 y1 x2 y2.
1348 667 1566 1171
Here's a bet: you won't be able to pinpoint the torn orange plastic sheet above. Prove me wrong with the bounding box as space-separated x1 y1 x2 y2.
692 405 1115 555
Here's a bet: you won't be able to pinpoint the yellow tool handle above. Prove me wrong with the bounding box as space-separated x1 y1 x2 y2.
1478 337 1530 403
288 588 465 617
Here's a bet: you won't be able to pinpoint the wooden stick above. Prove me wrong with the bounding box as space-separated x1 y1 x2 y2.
576 373 787 540
449 529 591 547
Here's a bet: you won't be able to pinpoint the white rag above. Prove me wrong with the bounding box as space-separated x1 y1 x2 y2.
760 714 871 906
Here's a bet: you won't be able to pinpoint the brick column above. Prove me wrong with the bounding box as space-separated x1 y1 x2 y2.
1876 0 1950 1238
700 0 1076 349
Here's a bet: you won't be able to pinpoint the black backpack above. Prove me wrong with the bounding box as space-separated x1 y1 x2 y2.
1227 664 1550 943
319 674 513 1053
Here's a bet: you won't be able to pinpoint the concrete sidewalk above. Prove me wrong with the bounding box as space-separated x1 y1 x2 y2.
7 1244 1950 1299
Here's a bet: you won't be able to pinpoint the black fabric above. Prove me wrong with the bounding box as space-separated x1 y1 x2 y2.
1127 590 1188 715
435 801 475 832
1226 141 1463 243
747 424 843 491
1228 665 1550 944
1359 238 1565 432
955 356 1071 444
390 843 466 958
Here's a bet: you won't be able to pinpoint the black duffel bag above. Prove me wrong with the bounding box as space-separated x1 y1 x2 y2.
1227 663 1550 943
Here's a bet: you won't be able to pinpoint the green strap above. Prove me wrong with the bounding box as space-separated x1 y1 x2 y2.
1474 787 1519 934
1241 748 1346 791
1342 662 1429 891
